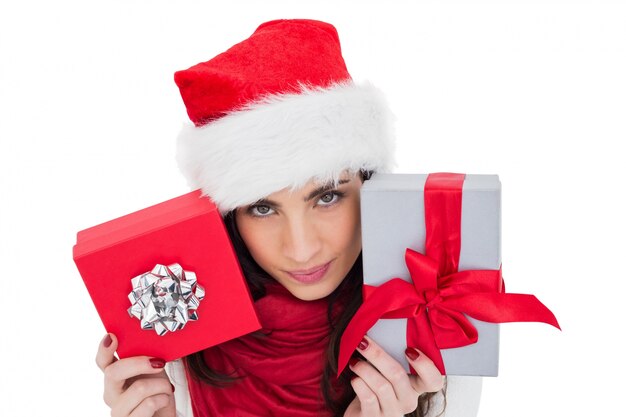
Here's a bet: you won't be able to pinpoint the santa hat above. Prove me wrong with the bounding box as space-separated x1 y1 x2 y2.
174 19 397 215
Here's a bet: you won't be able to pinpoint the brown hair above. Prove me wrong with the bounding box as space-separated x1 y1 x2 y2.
184 169 446 416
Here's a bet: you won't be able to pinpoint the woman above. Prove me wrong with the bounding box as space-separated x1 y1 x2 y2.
95 19 445 417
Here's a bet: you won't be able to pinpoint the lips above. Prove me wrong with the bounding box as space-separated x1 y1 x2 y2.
286 260 332 284
288 262 330 275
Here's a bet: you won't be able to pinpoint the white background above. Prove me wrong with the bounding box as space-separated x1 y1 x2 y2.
1 0 624 416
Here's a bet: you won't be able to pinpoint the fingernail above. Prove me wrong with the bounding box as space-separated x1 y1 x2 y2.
102 334 112 348
405 347 420 361
170 383 176 393
357 337 369 351
349 357 359 368
149 358 166 368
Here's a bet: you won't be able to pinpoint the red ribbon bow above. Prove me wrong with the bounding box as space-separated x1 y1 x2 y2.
337 173 560 376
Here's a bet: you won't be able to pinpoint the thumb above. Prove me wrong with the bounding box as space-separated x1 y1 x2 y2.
95 333 118 372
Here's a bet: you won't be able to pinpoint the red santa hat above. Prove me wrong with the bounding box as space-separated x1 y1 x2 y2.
174 19 397 215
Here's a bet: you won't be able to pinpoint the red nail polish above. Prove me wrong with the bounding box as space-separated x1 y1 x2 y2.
349 357 359 368
149 358 166 369
102 334 112 348
357 338 369 351
405 347 420 361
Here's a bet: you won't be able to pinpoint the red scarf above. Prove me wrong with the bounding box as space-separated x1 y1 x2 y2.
185 282 347 416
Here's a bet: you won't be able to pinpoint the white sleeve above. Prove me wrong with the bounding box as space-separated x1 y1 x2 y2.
165 359 195 417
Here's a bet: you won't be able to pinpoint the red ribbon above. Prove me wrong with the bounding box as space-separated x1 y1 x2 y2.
338 173 560 376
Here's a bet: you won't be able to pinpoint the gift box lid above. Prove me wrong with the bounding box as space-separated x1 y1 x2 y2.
73 190 262 361
74 190 212 257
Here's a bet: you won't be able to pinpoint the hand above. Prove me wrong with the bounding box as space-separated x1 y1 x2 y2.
95 333 176 417
344 335 444 417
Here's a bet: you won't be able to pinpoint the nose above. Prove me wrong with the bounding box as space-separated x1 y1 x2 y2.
282 214 322 265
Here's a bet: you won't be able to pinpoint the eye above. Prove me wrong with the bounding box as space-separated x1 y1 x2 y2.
318 191 344 206
246 191 345 218
247 204 275 217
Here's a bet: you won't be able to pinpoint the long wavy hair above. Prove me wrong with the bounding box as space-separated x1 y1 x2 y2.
184 169 446 417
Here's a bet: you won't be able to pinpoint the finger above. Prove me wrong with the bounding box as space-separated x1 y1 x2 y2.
349 358 404 415
103 356 167 405
128 395 171 417
96 333 118 371
129 394 171 417
112 377 173 417
354 335 418 413
351 376 381 417
343 395 361 417
405 347 445 395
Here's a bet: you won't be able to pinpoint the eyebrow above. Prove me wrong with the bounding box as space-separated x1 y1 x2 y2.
251 179 351 208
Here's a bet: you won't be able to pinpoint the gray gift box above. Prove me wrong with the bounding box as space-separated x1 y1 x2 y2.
361 173 501 376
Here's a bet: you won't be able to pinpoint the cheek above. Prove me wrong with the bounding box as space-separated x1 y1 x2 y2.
328 196 361 252
235 217 278 267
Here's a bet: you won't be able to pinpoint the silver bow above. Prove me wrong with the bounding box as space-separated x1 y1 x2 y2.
127 263 205 336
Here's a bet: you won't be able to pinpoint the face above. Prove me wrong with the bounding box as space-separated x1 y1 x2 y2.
234 170 363 301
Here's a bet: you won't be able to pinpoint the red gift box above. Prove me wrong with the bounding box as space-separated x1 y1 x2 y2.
73 190 261 361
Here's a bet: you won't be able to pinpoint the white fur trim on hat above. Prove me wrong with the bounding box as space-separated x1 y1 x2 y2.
176 81 397 215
